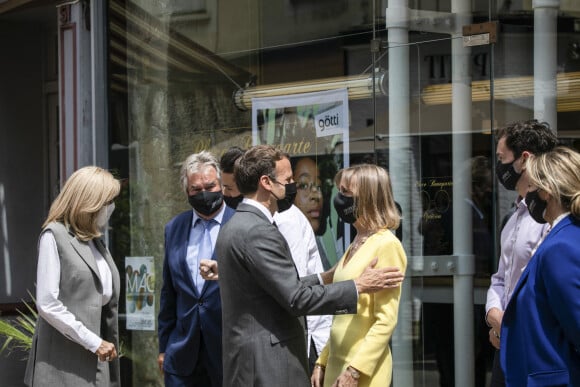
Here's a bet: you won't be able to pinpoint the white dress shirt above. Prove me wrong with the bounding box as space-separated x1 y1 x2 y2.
36 231 112 353
274 205 332 355
486 198 550 314
186 204 227 287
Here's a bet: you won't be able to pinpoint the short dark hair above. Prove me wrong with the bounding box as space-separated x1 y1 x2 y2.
220 146 245 173
235 145 287 195
495 119 558 158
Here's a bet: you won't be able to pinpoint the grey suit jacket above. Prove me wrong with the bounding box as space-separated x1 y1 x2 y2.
25 222 121 387
216 203 357 387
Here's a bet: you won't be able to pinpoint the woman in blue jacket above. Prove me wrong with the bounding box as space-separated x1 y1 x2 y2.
501 146 580 387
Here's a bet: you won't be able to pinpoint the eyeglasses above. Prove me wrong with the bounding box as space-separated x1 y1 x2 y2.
297 182 322 192
268 177 286 187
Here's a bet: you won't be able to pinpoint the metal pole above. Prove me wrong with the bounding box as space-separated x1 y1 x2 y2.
91 0 109 168
451 0 474 386
386 1 413 386
533 0 559 130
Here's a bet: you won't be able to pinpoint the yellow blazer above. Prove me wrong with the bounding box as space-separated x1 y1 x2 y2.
317 229 407 387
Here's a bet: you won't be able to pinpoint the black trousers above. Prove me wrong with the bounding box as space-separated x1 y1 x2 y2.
490 349 505 387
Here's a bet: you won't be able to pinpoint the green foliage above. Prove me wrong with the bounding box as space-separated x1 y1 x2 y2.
0 294 130 361
0 297 37 357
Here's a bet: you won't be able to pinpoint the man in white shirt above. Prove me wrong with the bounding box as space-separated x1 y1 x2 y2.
274 204 333 372
486 120 557 387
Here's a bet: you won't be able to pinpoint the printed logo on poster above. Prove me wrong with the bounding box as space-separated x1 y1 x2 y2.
315 104 346 137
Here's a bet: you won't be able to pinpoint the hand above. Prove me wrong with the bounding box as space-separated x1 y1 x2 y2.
320 263 337 285
311 365 325 387
354 258 405 294
486 308 503 332
489 328 501 349
332 367 360 387
486 308 503 349
200 259 219 280
95 340 117 362
157 353 165 374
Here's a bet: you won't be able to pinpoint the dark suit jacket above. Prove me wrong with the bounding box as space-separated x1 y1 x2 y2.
158 205 235 379
215 202 358 387
501 215 580 387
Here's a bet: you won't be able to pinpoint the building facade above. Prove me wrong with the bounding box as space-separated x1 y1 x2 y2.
1 0 580 385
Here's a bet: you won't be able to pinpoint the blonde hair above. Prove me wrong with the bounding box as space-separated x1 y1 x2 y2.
335 164 400 231
526 146 580 218
43 166 120 241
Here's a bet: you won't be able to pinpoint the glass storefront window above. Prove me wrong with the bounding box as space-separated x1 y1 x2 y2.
106 1 580 386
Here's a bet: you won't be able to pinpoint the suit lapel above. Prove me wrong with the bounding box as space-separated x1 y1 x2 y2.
70 238 101 283
177 211 198 296
237 203 300 279
94 238 120 298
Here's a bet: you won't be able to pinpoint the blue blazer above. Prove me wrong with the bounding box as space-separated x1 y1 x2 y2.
158 205 235 378
501 215 580 387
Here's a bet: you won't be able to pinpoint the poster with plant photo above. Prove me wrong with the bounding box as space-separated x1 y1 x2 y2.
251 88 350 267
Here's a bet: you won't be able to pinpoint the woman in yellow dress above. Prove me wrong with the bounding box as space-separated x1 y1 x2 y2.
311 164 407 387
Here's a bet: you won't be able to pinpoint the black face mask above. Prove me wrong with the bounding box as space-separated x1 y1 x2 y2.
273 182 297 213
188 191 224 216
496 159 521 191
224 194 243 209
333 192 357 224
525 189 548 224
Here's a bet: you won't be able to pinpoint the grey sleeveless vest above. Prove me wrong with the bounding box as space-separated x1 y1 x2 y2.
24 222 120 386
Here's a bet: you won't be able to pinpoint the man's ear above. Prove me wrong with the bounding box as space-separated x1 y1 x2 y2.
259 175 272 191
519 151 532 170
520 150 532 161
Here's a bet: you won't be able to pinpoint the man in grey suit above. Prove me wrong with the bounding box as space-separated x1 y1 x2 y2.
215 145 404 387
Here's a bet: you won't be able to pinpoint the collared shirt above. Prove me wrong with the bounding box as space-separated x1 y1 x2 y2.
486 198 550 314
274 205 332 355
551 211 570 228
36 231 112 353
242 197 274 223
186 204 227 281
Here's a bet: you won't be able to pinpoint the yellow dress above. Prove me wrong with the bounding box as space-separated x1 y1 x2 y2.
317 229 407 387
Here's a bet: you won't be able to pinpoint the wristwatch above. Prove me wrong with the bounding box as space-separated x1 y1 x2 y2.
347 366 360 380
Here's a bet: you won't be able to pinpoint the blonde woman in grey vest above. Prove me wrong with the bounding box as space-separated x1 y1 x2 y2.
25 166 121 387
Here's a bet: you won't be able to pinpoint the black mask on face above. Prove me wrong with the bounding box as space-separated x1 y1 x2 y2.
188 191 224 216
525 189 548 224
333 192 357 224
496 159 521 191
224 194 243 209
272 182 297 213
